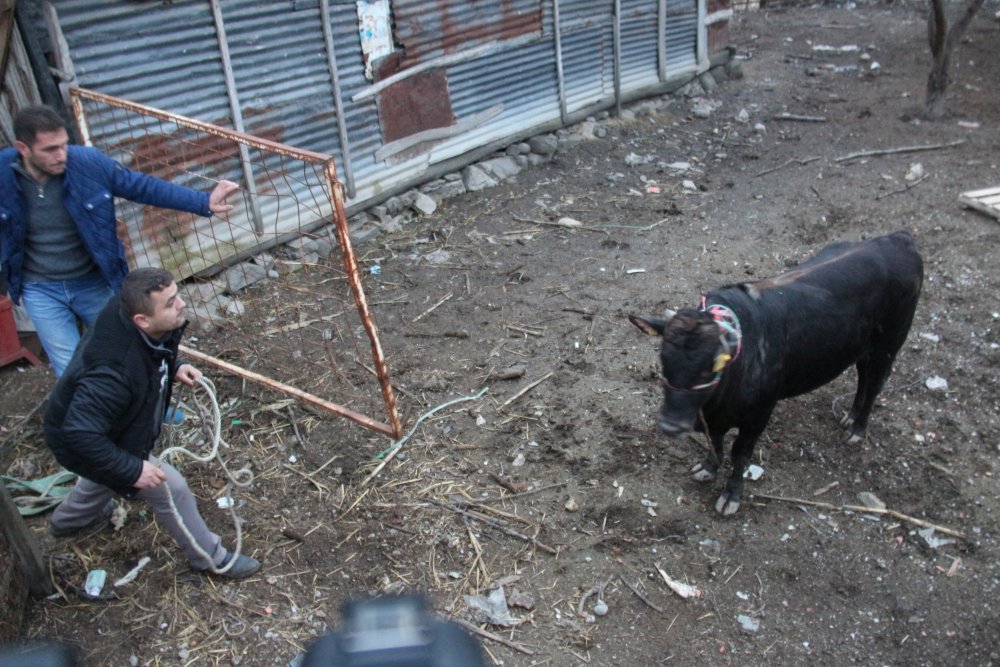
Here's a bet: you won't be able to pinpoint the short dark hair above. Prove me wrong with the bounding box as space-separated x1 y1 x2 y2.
13 105 69 145
121 267 175 317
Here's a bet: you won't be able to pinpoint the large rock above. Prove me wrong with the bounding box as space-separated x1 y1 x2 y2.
412 192 438 216
222 262 268 293
480 156 522 180
528 134 558 155
462 164 499 192
285 236 318 260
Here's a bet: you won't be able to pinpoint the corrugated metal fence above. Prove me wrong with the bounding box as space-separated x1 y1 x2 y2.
42 0 725 275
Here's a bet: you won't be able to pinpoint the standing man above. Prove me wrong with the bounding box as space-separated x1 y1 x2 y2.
0 104 239 376
44 267 260 578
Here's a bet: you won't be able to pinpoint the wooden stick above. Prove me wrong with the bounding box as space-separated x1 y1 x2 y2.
428 498 558 555
772 112 827 122
834 140 966 163
413 292 453 323
875 174 929 200
474 481 568 503
450 617 535 655
754 492 966 539
754 156 821 178
620 575 665 613
499 372 553 409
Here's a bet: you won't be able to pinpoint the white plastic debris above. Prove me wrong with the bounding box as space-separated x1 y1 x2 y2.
918 527 956 550
555 217 583 228
905 163 925 181
737 614 761 632
919 332 940 343
465 586 519 627
925 376 948 392
811 44 859 53
475 414 486 427
655 566 701 599
857 492 886 511
511 452 526 467
682 180 698 191
114 556 152 588
217 496 235 509
744 464 764 481
84 570 107 597
593 601 609 616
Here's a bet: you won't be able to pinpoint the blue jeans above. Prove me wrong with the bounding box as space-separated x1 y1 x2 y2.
20 274 114 377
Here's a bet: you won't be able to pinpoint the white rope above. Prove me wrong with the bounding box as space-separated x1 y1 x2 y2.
158 376 253 575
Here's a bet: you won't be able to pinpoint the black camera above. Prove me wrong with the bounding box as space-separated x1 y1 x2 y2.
302 595 485 667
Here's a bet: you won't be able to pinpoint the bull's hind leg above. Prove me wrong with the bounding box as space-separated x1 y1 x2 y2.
842 332 911 443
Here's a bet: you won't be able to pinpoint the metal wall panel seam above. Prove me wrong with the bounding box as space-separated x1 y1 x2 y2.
320 0 355 198
552 0 567 124
210 0 263 234
613 0 621 115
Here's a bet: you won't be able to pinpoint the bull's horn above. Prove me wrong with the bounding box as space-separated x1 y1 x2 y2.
662 308 677 320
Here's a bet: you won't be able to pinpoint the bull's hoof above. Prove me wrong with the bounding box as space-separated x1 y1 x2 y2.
690 462 717 482
714 493 741 516
845 431 864 445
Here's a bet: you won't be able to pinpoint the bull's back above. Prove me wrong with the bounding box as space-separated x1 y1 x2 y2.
739 231 922 399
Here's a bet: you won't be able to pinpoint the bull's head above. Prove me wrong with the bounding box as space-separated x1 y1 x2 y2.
629 308 737 437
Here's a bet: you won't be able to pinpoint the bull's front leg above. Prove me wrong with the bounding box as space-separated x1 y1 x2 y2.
690 430 725 482
715 424 766 516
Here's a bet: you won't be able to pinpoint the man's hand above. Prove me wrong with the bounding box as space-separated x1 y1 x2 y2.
175 363 202 386
134 460 167 489
209 179 239 214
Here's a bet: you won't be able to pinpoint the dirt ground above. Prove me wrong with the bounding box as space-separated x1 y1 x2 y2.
2 2 999 665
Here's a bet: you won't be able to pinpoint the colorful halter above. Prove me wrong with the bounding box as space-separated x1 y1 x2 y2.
660 299 743 393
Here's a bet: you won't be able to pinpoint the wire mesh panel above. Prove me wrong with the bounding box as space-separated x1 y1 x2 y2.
69 88 401 441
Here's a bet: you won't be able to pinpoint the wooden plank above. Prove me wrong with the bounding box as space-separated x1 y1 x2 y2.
958 195 1000 220
0 481 53 597
960 185 1000 199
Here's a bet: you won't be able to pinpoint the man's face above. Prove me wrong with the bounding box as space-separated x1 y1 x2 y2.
138 282 187 338
15 128 69 180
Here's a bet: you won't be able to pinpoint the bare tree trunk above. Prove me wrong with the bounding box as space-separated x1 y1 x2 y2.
924 0 986 119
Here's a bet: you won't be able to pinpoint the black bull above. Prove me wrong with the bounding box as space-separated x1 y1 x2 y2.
629 231 923 515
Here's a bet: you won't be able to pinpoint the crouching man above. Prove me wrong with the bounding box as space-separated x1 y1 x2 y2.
43 267 260 579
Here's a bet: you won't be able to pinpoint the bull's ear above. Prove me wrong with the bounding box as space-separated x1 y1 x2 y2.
629 314 667 337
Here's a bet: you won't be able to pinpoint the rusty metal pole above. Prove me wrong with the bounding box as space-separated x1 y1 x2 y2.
323 160 403 439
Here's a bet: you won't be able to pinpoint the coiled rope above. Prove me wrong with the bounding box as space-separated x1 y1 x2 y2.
159 376 253 575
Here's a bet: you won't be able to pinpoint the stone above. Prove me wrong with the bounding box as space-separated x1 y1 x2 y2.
222 262 268 293
527 134 558 156
178 281 223 305
423 179 467 199
313 237 334 258
710 65 728 84
225 298 246 317
285 236 318 260
412 192 438 216
187 304 224 333
699 72 718 93
725 58 744 80
505 142 531 156
462 164 499 192
556 133 585 151
480 156 521 180
527 154 547 167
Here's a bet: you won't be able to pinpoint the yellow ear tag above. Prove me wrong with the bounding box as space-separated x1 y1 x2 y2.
713 353 731 373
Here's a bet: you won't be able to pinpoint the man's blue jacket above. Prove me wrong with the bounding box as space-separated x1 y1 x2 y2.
0 145 211 304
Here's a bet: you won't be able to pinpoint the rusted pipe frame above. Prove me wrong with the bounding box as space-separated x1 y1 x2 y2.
179 345 395 438
323 161 403 439
69 88 335 165
319 0 356 199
